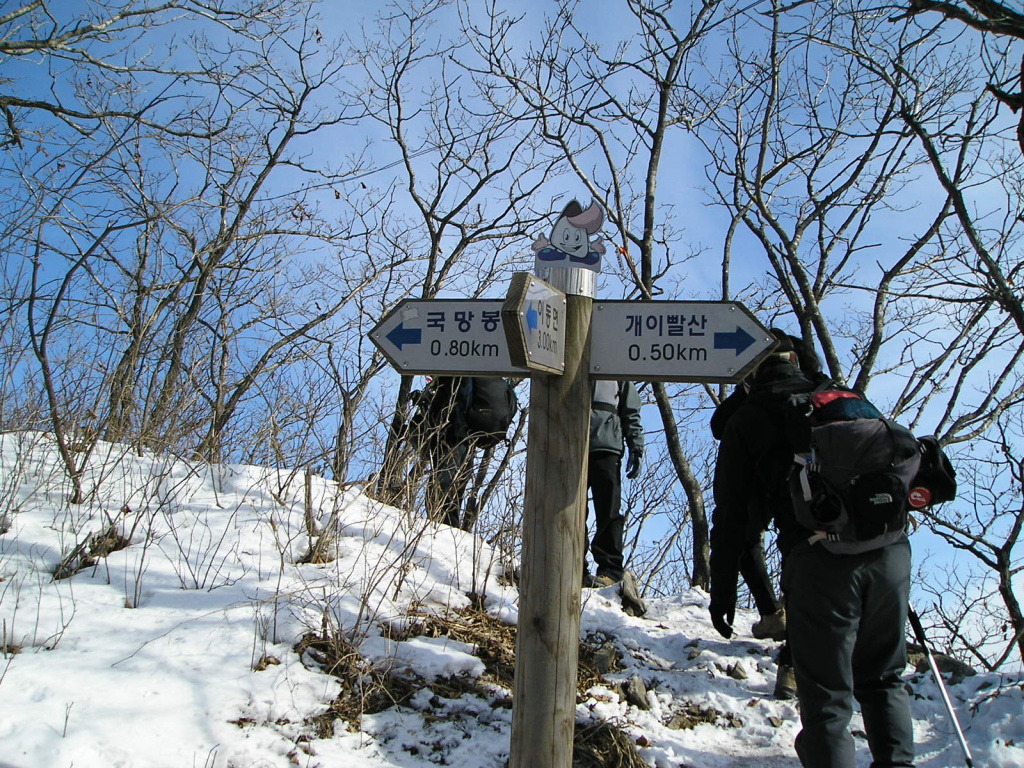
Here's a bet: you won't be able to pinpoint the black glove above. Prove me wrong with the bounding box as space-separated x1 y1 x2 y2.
709 601 735 639
625 449 642 479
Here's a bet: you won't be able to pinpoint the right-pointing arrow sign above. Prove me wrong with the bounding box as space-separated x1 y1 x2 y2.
590 301 776 383
713 326 755 355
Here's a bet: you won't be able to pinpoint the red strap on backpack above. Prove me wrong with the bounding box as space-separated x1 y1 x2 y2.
811 389 862 407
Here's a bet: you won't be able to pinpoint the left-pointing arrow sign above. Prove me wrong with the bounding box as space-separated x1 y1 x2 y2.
385 322 422 350
525 304 539 332
501 272 566 374
370 299 529 376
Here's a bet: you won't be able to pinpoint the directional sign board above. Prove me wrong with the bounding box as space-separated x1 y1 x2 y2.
370 299 529 376
502 272 567 374
590 301 776 383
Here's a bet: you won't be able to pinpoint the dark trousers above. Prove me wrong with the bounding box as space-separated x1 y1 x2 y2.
741 533 781 616
586 451 624 580
425 439 471 528
782 539 914 768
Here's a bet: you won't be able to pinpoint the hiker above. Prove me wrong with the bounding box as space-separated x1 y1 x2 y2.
709 385 787 645
412 375 518 529
708 331 826 698
713 330 916 767
583 380 644 588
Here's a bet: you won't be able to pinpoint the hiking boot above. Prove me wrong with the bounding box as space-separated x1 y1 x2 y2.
619 570 647 617
774 664 797 700
594 574 619 588
751 609 787 641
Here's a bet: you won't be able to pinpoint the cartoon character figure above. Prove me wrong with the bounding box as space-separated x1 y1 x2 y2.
532 199 605 270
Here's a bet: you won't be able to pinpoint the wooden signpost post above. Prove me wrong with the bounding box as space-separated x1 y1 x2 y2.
507 267 590 768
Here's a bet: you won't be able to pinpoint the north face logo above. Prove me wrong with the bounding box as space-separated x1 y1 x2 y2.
869 493 894 505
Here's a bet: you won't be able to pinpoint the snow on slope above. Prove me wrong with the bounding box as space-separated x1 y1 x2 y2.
0 433 1019 768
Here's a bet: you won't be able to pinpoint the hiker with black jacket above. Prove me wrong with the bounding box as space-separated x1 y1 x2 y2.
708 332 827 698
712 330 915 768
709 385 788 647
584 380 644 589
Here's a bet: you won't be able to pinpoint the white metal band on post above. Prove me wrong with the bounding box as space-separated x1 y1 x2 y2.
535 265 596 298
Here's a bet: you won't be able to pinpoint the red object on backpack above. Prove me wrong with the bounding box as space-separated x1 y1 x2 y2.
908 486 932 509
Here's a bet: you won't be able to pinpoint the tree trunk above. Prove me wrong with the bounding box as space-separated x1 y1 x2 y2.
652 382 710 589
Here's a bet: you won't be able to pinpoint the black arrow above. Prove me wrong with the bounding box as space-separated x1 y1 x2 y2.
385 322 422 350
713 326 755 355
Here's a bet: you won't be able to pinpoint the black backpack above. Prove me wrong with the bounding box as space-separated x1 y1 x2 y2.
457 377 518 449
786 381 923 554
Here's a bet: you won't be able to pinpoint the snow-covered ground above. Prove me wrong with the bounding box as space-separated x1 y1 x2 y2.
0 432 1019 768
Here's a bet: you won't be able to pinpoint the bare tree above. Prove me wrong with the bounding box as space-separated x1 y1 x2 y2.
470 0 736 588
348 1 555 518
695 3 948 389
918 417 1024 669
2 1 381 496
860 0 1024 668
900 0 1024 156
0 1 289 148
25 215 147 502
4 0 1020 673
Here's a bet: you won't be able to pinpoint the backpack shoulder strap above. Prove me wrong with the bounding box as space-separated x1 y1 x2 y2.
813 378 838 394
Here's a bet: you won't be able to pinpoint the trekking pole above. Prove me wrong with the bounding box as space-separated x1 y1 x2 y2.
907 605 974 768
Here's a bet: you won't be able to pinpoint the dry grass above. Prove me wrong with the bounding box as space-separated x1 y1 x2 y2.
52 524 131 580
295 630 420 735
384 609 626 698
572 719 648 768
385 606 518 691
300 605 633 735
578 630 621 694
665 700 738 730
294 603 730 763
